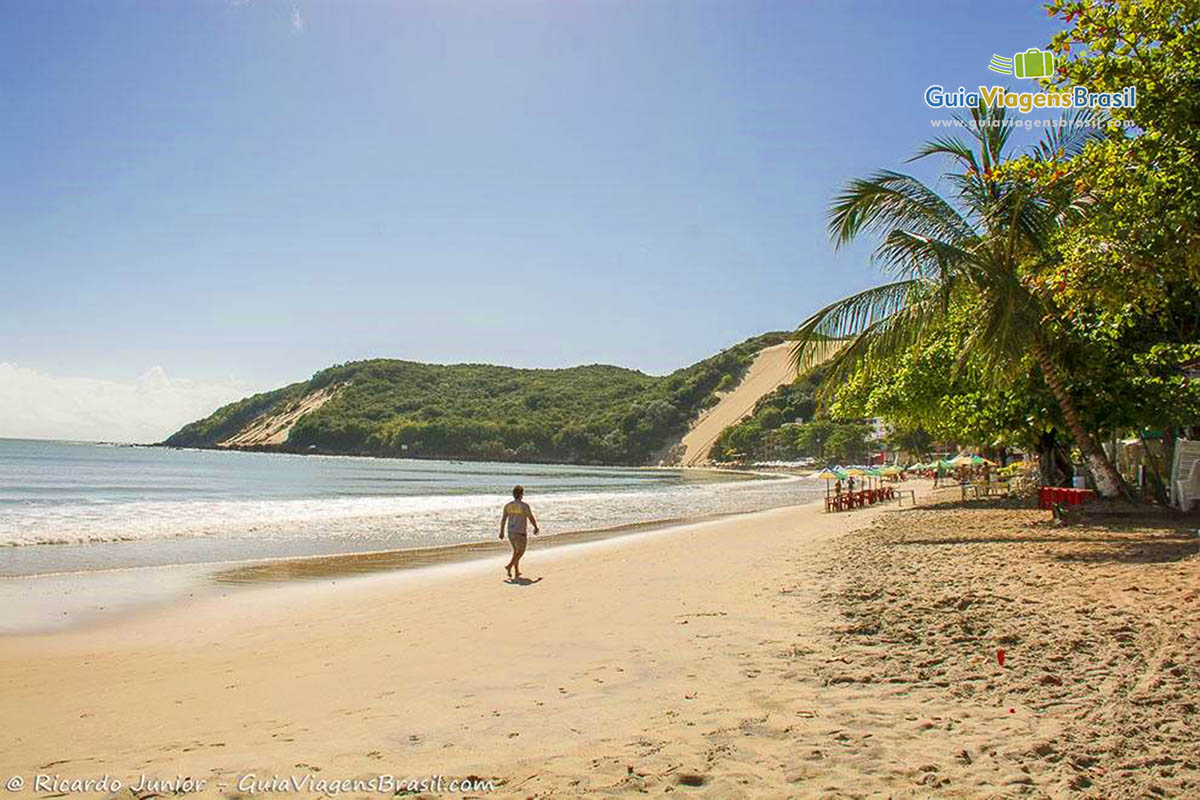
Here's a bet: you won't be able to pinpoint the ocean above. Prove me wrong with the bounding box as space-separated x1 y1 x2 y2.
0 438 819 630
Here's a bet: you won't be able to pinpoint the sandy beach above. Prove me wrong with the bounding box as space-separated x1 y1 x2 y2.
2 488 1197 798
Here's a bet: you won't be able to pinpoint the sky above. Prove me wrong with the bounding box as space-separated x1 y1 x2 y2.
1 0 1070 442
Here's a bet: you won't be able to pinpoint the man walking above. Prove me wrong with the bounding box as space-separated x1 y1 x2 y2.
500 485 539 579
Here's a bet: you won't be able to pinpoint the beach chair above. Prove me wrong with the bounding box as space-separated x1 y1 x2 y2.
1177 460 1200 511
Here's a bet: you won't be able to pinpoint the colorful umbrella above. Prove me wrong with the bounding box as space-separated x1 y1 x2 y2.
812 468 847 497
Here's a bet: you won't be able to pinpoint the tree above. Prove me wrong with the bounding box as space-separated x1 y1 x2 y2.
825 423 871 464
792 103 1127 497
1045 0 1200 312
793 420 836 460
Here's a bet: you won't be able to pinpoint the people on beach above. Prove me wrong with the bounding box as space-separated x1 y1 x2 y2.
500 485 538 579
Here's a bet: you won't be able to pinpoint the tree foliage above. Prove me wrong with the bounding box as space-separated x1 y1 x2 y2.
1045 0 1200 312
791 98 1135 496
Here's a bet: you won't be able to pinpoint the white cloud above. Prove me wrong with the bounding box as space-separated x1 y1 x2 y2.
291 6 305 32
0 364 253 444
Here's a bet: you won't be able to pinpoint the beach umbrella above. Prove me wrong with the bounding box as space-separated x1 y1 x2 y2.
881 465 902 476
950 454 975 467
867 466 885 488
811 468 842 497
841 467 865 490
970 455 997 466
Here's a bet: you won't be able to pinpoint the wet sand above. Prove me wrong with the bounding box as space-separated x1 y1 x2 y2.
0 511 757 634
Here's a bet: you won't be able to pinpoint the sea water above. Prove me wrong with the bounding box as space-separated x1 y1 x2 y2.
0 438 819 580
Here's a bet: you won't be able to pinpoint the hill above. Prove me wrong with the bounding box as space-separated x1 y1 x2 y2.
162 333 794 465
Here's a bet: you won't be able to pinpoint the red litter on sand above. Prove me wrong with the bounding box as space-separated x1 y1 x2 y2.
997 648 1006 667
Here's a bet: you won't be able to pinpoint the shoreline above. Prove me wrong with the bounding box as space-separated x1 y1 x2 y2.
0 497 824 636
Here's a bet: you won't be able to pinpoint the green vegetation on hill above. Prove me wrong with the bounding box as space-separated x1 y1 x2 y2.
163 332 791 465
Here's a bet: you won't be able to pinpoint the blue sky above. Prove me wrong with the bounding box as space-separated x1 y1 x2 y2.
1 1 1069 439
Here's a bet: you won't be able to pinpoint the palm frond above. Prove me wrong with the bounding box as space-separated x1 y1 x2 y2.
828 171 975 252
1031 108 1104 162
790 278 934 374
873 229 977 282
909 135 981 175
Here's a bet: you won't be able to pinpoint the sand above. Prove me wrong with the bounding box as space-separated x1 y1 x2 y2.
2 486 1197 798
219 383 345 448
823 493 1200 798
677 342 798 466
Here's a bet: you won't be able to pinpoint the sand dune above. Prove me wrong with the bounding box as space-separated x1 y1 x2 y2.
219 384 343 448
676 341 798 466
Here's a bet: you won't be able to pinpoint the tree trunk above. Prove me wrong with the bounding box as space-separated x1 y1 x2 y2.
1139 430 1168 505
1035 430 1060 486
1031 340 1126 499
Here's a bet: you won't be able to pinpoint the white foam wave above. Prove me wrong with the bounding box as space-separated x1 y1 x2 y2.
0 476 811 549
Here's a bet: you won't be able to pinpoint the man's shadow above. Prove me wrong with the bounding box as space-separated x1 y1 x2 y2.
504 577 543 586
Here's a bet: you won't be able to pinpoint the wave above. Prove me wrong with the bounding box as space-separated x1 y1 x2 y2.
0 475 811 549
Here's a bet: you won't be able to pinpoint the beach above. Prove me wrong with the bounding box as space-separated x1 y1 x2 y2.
0 440 818 634
2 488 1197 797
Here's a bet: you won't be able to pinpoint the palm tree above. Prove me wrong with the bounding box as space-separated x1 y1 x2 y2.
792 104 1125 498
